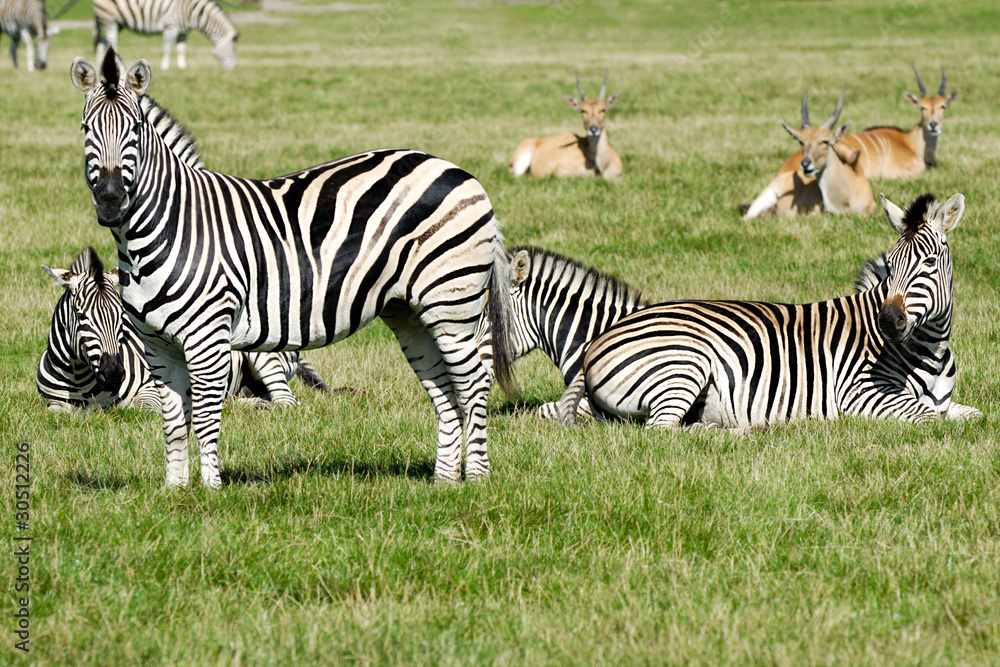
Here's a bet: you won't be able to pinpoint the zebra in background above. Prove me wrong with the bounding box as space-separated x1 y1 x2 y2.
93 0 238 70
70 49 517 487
0 0 49 71
38 247 329 413
477 246 649 420
563 192 981 428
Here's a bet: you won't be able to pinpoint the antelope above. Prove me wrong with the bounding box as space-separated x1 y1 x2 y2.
510 71 622 179
774 64 959 180
743 88 875 220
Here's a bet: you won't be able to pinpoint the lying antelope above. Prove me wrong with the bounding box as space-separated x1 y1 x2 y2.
774 64 959 180
510 71 622 179
743 88 875 220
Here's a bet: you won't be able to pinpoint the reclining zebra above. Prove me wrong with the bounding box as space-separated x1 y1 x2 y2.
477 246 649 419
0 0 49 71
563 192 981 427
37 246 328 413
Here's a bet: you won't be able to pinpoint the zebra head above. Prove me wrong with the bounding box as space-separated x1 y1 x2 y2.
43 248 126 394
70 48 152 226
876 192 964 344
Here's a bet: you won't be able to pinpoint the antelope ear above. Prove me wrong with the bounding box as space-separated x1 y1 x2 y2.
944 90 960 106
605 93 620 110
880 194 908 234
564 96 582 111
511 250 531 288
903 92 922 108
71 57 98 95
833 122 850 141
835 145 861 168
106 268 121 288
126 59 151 95
42 265 79 290
933 193 965 235
781 122 804 144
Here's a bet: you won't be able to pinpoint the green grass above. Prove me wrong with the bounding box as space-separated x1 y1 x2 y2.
3 0 1000 663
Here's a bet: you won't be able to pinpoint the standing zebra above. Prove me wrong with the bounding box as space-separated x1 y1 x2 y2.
564 192 981 428
93 0 238 71
477 246 649 419
38 246 329 413
70 49 516 487
0 0 49 71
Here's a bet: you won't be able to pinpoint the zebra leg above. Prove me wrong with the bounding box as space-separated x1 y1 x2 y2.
9 32 19 69
381 303 466 482
176 33 188 70
248 352 298 407
161 25 180 70
186 342 234 488
20 30 34 72
146 348 193 488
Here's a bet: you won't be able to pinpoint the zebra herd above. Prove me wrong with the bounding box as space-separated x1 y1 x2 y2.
1 0 237 72
37 46 981 488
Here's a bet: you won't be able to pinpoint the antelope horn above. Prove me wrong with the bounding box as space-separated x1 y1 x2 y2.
575 70 586 100
599 69 608 100
938 67 947 96
912 61 927 97
801 88 811 128
821 86 846 130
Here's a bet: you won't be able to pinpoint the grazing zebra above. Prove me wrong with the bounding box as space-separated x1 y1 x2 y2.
93 0 238 71
70 49 517 487
38 247 328 413
564 192 981 428
0 0 49 71
477 246 649 419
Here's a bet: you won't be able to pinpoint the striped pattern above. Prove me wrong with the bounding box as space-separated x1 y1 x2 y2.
565 193 980 428
478 246 648 419
71 50 516 487
93 0 238 70
37 247 326 413
0 0 48 71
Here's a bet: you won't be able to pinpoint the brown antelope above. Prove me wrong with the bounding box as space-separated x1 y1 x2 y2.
743 88 875 220
510 71 622 179
775 65 959 180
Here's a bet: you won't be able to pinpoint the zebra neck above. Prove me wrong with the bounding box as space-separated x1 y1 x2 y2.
195 2 237 44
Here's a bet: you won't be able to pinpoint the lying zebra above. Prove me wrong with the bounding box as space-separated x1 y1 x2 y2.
478 246 649 419
37 246 328 413
563 192 981 427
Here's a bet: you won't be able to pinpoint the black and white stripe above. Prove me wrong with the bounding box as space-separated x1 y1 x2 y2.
0 0 48 71
478 246 648 419
37 247 326 413
71 50 517 487
93 0 238 70
565 193 981 428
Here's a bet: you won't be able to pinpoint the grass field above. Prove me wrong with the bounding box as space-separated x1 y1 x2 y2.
3 0 999 663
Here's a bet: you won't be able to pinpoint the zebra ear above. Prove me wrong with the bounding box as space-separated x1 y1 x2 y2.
126 60 152 96
42 265 79 290
70 57 98 95
107 268 121 288
934 193 965 235
511 250 531 288
880 193 908 234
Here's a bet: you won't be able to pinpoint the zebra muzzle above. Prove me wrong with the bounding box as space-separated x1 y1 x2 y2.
93 167 128 225
877 296 909 343
95 352 125 393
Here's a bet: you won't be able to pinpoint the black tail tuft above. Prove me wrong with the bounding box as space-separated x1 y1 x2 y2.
296 357 329 393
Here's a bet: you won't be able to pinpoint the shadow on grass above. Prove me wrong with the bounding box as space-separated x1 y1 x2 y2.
68 471 144 491
220 454 437 485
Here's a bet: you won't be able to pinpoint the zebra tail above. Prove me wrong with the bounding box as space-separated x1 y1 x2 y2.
296 357 330 393
488 236 520 398
556 370 588 426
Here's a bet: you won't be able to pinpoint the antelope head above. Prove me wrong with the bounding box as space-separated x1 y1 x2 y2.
780 87 849 178
905 63 959 138
564 70 619 147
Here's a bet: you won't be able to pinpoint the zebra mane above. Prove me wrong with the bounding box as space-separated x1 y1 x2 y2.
140 95 203 169
854 252 890 293
512 245 649 306
900 192 939 236
100 48 121 100
69 247 113 294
